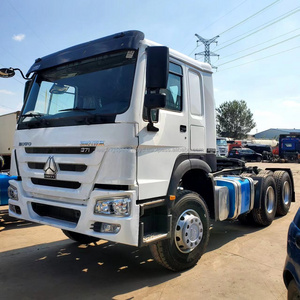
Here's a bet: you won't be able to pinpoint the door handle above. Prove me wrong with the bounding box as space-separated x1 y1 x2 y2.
180 125 187 132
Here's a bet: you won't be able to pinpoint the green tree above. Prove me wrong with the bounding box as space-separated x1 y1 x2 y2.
216 100 256 139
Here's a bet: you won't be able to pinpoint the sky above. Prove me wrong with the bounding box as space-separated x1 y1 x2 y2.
0 0 299 135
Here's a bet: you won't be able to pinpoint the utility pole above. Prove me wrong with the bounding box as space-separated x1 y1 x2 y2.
195 34 219 69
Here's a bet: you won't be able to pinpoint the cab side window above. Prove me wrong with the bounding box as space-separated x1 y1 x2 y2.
163 62 182 111
143 62 182 121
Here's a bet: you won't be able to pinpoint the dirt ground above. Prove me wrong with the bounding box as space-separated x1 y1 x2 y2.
0 162 299 300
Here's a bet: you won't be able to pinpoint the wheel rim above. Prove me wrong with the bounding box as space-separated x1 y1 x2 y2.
265 186 275 214
282 181 291 205
175 209 203 253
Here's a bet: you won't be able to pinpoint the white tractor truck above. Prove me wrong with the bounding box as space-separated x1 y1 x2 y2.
0 30 295 271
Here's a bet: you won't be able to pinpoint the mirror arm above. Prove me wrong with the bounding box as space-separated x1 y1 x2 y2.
146 88 160 132
146 107 159 132
13 68 31 80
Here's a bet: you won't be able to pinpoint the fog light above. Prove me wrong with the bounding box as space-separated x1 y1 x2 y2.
94 198 131 216
101 223 121 233
9 204 21 215
8 185 18 200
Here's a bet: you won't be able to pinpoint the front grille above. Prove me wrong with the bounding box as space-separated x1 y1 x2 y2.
28 162 87 172
94 184 129 190
31 178 81 189
32 202 80 223
25 147 96 154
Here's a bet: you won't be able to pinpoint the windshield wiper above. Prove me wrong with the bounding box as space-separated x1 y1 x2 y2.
59 107 95 112
20 112 44 120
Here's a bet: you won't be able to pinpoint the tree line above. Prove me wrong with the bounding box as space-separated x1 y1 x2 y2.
216 100 256 139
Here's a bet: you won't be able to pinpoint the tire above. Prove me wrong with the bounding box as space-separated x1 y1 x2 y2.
62 230 100 244
149 190 210 271
258 170 273 176
274 171 292 216
288 279 300 300
256 156 262 162
250 173 277 226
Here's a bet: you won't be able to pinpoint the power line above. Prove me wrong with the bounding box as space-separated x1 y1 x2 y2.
184 0 249 55
219 0 281 35
216 6 300 51
217 33 300 66
217 44 300 71
218 28 300 61
0 44 29 70
201 0 249 34
189 1 283 57
7 0 50 52
188 45 199 57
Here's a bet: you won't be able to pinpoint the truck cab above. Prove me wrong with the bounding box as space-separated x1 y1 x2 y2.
279 133 300 162
216 137 228 157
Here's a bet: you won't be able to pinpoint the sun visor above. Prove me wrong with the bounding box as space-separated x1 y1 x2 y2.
26 30 145 76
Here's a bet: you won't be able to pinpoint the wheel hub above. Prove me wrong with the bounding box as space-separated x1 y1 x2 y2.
282 181 291 205
265 186 275 214
175 209 203 253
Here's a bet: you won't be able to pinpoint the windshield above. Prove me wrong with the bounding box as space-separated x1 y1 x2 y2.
18 50 137 129
217 139 227 146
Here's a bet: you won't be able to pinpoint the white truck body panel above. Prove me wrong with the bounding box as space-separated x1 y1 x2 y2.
0 112 18 156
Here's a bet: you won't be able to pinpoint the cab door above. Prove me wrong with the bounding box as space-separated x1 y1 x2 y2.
137 61 188 200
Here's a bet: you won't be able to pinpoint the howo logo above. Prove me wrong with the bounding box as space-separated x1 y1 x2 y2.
44 156 58 179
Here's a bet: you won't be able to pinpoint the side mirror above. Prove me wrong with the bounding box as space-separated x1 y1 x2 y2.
145 46 169 132
0 68 15 78
146 46 169 90
0 67 30 80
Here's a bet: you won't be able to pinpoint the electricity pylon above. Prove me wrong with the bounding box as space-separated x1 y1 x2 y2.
195 34 219 69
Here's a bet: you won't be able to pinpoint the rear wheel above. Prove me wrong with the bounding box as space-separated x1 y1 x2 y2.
149 190 210 271
250 173 277 226
274 171 292 216
62 230 100 244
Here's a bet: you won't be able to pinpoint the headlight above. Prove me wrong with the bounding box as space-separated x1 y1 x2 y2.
8 185 18 200
94 198 131 216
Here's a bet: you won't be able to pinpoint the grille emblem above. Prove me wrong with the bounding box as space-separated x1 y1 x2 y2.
44 156 58 179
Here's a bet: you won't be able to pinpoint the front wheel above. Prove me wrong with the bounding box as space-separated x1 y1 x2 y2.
62 230 100 244
149 190 210 271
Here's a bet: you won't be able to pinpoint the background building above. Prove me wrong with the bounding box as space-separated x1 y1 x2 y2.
254 129 300 140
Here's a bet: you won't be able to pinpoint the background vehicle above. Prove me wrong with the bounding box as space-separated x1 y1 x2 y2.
279 133 300 163
0 111 19 170
216 137 228 157
228 148 262 162
283 207 300 299
245 143 272 160
0 174 17 206
0 30 295 271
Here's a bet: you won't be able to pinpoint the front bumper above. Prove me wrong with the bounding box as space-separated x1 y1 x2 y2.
9 180 140 246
